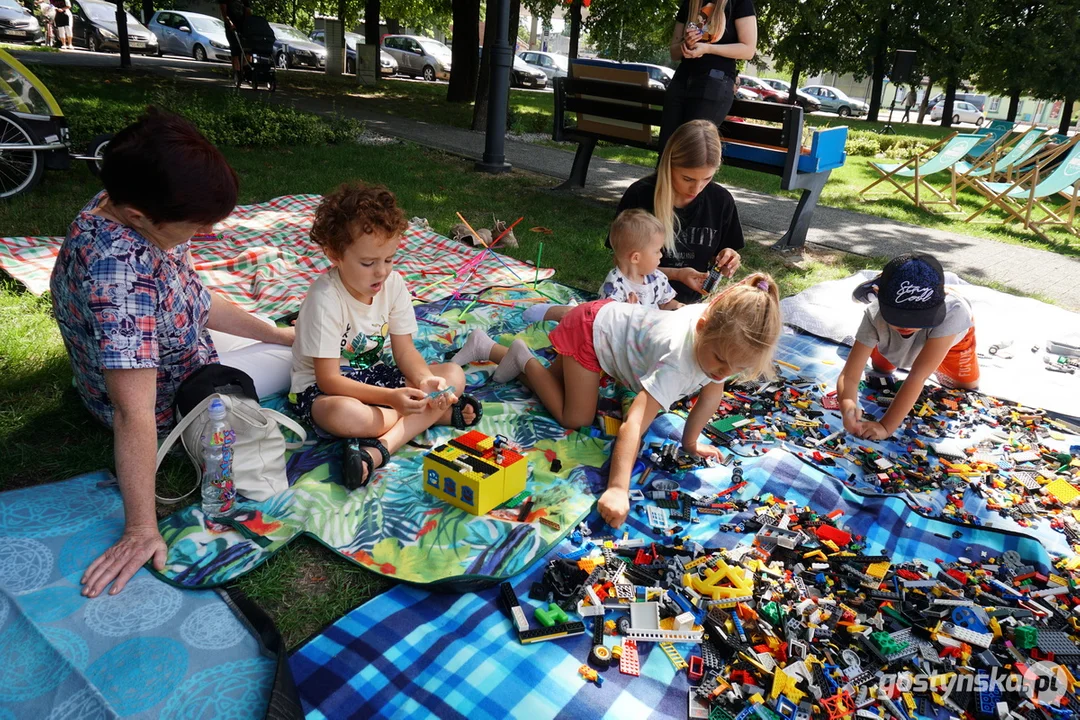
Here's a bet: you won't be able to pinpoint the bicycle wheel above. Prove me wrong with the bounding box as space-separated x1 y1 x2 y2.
0 111 44 199
84 133 111 178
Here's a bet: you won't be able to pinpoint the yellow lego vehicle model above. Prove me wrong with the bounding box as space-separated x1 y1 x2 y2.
423 431 528 515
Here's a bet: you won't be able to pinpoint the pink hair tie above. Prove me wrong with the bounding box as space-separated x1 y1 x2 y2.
756 280 769 292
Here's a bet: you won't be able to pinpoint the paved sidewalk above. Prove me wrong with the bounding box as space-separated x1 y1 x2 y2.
20 52 1080 309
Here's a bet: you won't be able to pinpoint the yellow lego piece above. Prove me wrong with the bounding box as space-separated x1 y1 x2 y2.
659 642 688 670
865 562 891 580
1045 478 1080 505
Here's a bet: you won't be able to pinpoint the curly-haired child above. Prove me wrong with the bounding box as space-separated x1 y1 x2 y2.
290 182 482 489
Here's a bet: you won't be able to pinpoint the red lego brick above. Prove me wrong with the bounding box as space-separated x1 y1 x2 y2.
815 525 852 546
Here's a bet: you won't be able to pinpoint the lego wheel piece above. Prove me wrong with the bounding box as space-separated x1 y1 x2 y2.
616 615 632 635
589 644 612 669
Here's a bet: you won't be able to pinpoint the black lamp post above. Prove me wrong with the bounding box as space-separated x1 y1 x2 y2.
476 0 511 173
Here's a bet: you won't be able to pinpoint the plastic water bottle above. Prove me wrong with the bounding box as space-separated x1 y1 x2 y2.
201 398 236 519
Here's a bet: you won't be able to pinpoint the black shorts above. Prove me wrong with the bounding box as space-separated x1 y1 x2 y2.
290 363 407 439
224 22 243 56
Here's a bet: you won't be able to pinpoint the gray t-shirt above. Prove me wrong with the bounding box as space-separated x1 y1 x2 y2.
855 291 973 370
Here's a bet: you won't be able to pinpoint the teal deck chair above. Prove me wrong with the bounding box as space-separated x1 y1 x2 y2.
965 119 1014 159
946 127 1048 202
966 135 1080 241
859 133 986 212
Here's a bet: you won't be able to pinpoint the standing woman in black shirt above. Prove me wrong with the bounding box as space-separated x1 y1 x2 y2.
616 120 745 303
658 0 758 156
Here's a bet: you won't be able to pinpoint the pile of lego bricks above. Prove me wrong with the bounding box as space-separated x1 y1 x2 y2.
672 362 1080 558
499 496 1080 720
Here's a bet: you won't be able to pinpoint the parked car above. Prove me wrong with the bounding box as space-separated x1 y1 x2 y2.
577 58 667 89
930 99 985 126
307 29 397 75
70 0 158 54
928 92 987 113
738 75 785 102
269 22 326 70
510 54 546 88
757 77 821 112
148 10 228 62
517 50 568 80
0 0 42 46
639 62 674 88
381 34 451 81
800 85 868 117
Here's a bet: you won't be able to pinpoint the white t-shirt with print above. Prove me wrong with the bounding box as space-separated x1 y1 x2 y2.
290 268 418 394
599 267 677 309
591 302 713 411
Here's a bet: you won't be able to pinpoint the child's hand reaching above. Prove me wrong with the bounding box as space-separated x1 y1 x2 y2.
854 420 890 441
683 441 722 460
678 268 709 294
598 488 630 528
390 387 430 415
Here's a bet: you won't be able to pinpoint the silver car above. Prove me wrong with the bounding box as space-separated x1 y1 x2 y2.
517 50 568 80
148 10 230 62
381 34 451 81
0 0 42 46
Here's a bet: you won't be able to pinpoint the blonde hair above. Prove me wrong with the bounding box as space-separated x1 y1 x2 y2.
686 0 728 42
610 209 664 257
654 120 723 253
698 272 782 380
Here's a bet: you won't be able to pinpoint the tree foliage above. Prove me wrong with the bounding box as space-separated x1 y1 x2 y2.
584 0 678 63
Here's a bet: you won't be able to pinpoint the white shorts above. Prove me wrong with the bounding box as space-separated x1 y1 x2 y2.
56 25 71 40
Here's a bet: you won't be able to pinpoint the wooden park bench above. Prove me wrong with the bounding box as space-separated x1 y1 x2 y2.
552 62 848 250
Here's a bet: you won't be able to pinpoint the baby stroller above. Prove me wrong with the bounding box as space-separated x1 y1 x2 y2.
234 15 276 92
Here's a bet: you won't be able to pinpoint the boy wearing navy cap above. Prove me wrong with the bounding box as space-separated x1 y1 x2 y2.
837 253 978 441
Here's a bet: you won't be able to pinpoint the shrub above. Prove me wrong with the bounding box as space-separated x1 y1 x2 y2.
843 129 932 159
64 84 362 147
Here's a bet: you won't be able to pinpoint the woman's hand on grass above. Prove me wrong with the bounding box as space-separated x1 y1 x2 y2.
81 525 167 598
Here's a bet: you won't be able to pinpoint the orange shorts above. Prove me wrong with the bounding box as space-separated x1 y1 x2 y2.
870 326 979 386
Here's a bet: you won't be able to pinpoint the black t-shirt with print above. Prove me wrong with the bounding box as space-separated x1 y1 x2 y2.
615 174 745 303
674 0 756 78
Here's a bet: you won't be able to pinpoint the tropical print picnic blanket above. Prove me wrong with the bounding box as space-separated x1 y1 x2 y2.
0 472 277 720
0 194 553 306
152 283 609 591
289 438 1057 720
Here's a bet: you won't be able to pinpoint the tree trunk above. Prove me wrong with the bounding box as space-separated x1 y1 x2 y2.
365 0 381 51
1059 96 1075 135
529 13 537 48
940 77 957 128
917 74 933 123
787 62 801 105
568 0 582 59
115 0 130 68
447 0 481 101
141 0 152 24
509 0 520 51
1006 88 1021 122
866 16 889 122
386 18 400 34
472 0 499 130
335 0 346 73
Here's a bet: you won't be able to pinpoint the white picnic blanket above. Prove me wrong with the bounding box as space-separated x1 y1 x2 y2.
780 271 1080 418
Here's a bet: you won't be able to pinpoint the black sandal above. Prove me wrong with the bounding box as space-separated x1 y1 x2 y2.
450 394 483 430
342 437 391 490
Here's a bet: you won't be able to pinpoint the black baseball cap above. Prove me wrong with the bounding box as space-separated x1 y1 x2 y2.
855 253 946 329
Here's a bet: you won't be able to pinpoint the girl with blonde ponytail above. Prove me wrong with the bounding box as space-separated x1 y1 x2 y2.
614 120 747 304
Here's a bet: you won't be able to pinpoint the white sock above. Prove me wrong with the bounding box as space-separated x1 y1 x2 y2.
523 303 557 324
492 339 535 383
450 329 496 367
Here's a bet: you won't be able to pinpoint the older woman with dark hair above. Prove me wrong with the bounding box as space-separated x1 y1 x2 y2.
50 108 294 598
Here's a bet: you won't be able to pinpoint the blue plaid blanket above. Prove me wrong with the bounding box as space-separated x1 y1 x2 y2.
291 418 1057 720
